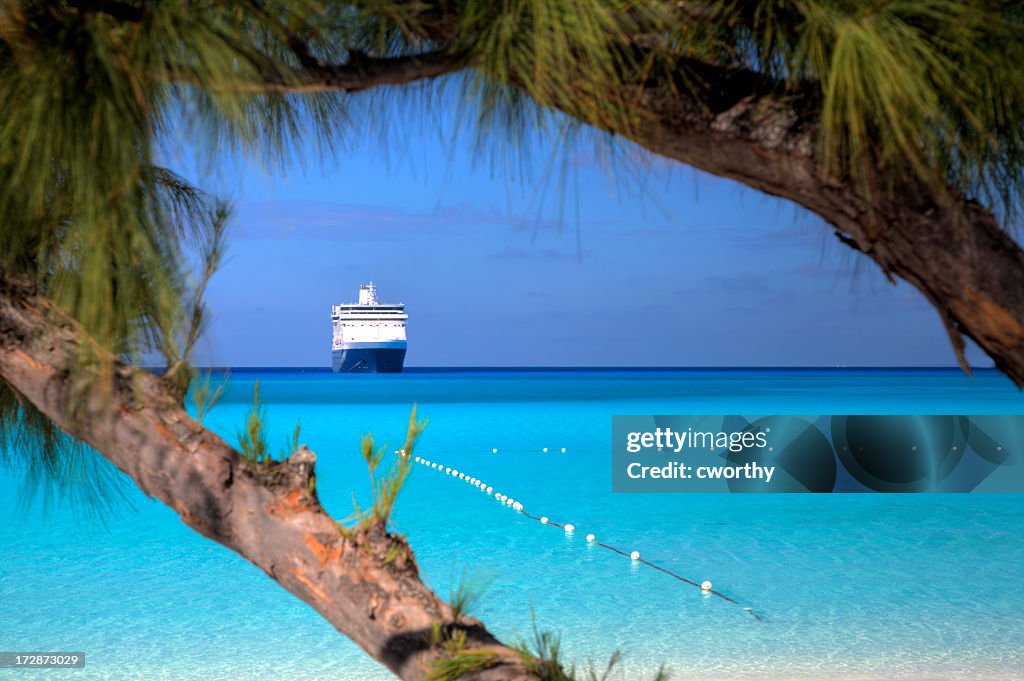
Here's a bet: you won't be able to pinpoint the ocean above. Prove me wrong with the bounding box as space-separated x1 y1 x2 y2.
1 368 1022 680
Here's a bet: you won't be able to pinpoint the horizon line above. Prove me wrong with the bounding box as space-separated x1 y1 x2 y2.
160 365 999 372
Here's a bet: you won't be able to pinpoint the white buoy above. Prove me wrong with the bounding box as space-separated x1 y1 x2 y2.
445 467 451 474
701 580 713 592
452 469 459 477
543 447 548 453
486 487 493 494
414 456 421 462
540 516 549 524
561 448 566 453
492 448 498 453
564 524 575 533
506 498 514 506
586 533 595 542
630 551 640 561
513 502 523 511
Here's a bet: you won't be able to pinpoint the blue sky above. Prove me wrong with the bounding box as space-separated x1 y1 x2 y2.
165 95 989 368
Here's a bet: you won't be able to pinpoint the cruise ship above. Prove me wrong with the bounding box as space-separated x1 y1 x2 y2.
331 283 408 373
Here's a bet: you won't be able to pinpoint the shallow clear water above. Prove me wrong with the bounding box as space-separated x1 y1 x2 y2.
2 369 1023 680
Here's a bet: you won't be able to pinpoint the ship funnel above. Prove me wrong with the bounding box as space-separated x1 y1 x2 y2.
358 282 378 305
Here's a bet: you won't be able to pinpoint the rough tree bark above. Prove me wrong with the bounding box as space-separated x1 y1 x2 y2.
0 275 543 681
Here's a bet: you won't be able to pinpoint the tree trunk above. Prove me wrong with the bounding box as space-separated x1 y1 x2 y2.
0 274 542 681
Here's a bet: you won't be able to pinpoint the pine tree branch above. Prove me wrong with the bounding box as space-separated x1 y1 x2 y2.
275 47 465 93
172 48 465 94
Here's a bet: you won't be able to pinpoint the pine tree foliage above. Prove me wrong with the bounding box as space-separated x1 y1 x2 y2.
675 2 1024 221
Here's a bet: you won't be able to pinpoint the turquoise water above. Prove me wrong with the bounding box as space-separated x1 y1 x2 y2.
2 369 1023 680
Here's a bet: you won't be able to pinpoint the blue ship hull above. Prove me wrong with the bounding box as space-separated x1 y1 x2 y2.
332 342 407 373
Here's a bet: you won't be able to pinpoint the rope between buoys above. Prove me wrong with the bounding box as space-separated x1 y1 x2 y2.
402 450 762 619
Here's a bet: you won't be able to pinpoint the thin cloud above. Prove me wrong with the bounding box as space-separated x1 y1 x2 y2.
233 200 549 242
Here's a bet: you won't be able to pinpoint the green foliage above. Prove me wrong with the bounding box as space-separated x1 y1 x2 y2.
191 370 229 422
351 406 427 528
0 380 130 518
516 606 670 681
448 0 1024 222
235 378 303 464
450 565 497 622
426 621 499 681
459 0 645 132
383 539 404 564
654 1 1024 221
0 0 345 374
427 648 499 681
161 207 231 401
237 380 271 463
235 380 303 464
285 419 303 459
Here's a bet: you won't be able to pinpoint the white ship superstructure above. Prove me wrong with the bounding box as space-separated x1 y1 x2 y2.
331 283 407 372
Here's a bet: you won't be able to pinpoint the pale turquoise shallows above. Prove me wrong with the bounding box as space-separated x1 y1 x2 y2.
1 369 1022 680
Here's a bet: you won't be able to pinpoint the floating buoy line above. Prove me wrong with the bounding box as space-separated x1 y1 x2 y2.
399 449 763 620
